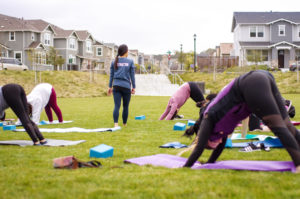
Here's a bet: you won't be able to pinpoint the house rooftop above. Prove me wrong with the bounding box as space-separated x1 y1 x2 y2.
232 12 300 32
75 30 93 41
0 13 38 32
220 43 233 55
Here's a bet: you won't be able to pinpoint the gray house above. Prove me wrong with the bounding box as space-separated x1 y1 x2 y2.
75 30 98 71
52 25 80 70
0 14 55 70
232 12 300 68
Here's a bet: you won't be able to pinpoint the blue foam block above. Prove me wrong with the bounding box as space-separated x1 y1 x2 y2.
187 120 196 126
0 122 3 127
3 125 16 131
39 120 48 125
135 115 146 120
90 144 114 158
173 122 186 131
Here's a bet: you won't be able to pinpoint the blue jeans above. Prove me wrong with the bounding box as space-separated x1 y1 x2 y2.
113 86 131 124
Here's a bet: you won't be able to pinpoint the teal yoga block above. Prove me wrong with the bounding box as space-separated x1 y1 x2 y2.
90 144 114 158
187 120 196 126
173 122 186 131
135 115 146 120
0 122 3 127
3 125 16 131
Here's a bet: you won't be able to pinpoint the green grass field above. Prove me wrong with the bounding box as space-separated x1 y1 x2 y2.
1 94 300 199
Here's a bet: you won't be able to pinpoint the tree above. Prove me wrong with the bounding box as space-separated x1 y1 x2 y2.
48 46 65 70
200 48 216 56
27 48 38 84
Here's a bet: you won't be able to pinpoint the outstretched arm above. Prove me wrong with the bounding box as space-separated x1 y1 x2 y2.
165 103 178 120
206 137 227 163
183 116 214 167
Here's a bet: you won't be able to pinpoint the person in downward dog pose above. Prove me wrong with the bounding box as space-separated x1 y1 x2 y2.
183 70 300 173
0 83 47 145
108 44 136 127
159 82 205 120
26 83 63 124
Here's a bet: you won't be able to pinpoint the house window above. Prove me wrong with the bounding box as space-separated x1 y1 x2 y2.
44 33 51 45
86 40 92 52
31 33 35 41
296 50 300 61
250 26 256 37
0 50 6 57
97 47 103 56
68 54 76 64
246 50 268 62
279 25 285 36
69 38 76 49
257 26 264 37
261 50 268 61
9 32 15 41
250 26 264 38
14 52 22 62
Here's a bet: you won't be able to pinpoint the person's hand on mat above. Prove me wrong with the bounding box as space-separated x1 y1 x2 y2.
131 88 135 94
107 88 112 96
296 166 300 173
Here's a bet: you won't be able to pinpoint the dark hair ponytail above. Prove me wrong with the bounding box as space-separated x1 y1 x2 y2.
114 44 128 70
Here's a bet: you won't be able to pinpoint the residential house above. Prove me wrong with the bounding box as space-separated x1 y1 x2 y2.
52 25 80 70
138 52 145 67
128 49 138 64
215 43 234 57
0 14 55 70
103 43 118 73
75 30 98 71
232 12 300 68
93 40 106 73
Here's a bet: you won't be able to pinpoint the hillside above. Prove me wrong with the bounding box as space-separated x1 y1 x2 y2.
0 70 109 98
1 69 300 98
179 69 300 94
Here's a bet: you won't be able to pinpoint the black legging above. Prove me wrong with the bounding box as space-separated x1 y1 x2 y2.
240 72 300 166
2 84 45 143
184 71 300 167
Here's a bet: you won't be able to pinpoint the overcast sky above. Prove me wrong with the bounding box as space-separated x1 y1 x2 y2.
1 0 299 54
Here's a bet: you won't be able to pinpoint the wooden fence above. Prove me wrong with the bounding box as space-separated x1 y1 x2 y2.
197 56 239 72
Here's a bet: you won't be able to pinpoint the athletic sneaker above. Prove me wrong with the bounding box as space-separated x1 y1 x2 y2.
174 115 184 119
239 142 270 152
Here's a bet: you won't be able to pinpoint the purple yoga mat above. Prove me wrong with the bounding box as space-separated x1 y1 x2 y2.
124 154 296 172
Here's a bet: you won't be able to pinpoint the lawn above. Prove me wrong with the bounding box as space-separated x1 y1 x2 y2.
1 94 300 199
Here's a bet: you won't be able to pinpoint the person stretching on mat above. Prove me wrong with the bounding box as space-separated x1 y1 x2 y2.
159 82 205 120
183 70 300 173
0 83 47 145
108 44 136 127
24 83 63 125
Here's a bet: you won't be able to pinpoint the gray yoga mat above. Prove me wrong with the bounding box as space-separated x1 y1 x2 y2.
0 139 86 146
13 126 121 133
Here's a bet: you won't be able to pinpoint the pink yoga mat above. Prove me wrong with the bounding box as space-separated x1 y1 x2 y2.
124 154 296 172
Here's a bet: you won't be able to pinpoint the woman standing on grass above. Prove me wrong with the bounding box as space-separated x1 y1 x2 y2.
183 70 300 173
108 44 136 127
0 83 47 145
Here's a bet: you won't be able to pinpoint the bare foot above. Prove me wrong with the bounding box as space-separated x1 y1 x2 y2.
123 123 127 127
296 166 300 173
114 123 119 127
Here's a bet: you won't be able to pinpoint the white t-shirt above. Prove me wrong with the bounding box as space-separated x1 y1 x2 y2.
27 83 53 124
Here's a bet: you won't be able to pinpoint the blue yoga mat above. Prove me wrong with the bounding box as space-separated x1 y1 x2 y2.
159 142 187 148
225 137 283 148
